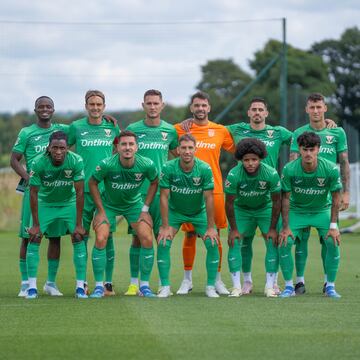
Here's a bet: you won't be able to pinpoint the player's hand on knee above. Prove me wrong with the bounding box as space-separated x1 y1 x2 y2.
93 212 109 230
73 225 86 241
326 229 341 246
157 226 173 246
28 225 42 242
204 227 219 246
265 228 278 246
278 227 294 247
227 229 241 247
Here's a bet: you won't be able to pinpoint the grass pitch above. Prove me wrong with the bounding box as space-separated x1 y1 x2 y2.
0 225 359 360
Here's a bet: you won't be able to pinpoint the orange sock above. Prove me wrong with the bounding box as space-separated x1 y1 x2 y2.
182 233 197 270
218 240 223 272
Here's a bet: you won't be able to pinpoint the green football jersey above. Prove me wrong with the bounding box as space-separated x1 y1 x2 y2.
29 151 84 206
225 162 281 210
160 158 214 216
281 157 342 213
290 124 348 163
226 122 292 168
12 123 69 173
68 117 120 192
126 120 178 195
92 153 158 211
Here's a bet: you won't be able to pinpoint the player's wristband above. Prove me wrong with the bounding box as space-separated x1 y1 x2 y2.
329 222 338 230
142 205 149 212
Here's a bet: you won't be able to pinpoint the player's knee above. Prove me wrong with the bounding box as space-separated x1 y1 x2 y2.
131 235 141 247
29 236 41 245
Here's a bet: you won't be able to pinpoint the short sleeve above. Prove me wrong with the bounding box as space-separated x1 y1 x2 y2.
281 165 292 192
224 169 238 195
269 170 281 193
12 129 28 154
159 164 170 189
29 160 42 187
146 160 158 182
92 158 109 182
202 164 214 191
73 157 85 182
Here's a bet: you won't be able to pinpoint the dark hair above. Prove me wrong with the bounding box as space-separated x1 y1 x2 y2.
117 130 137 142
235 138 267 161
306 93 325 104
49 130 68 144
85 90 105 104
144 89 163 101
178 134 196 146
35 96 54 108
249 97 267 108
190 91 210 104
297 131 321 148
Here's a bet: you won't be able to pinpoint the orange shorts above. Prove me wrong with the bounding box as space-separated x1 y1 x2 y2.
181 193 227 232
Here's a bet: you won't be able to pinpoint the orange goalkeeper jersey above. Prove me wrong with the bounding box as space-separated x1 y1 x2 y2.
174 121 235 194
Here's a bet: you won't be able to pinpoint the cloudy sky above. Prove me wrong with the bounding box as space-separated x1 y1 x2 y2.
0 1 359 113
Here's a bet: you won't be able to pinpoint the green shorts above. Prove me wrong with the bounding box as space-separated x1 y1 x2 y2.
234 206 280 236
83 192 96 232
34 202 76 238
128 193 161 236
169 208 208 236
100 202 144 233
289 209 331 240
18 187 31 239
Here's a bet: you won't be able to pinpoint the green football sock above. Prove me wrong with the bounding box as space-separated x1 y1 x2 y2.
105 235 115 283
321 241 327 275
324 237 340 282
129 245 140 278
140 247 154 282
278 237 294 281
73 241 87 281
265 238 279 273
26 242 40 279
157 240 172 286
92 246 106 282
47 259 59 283
241 235 254 273
19 258 28 281
295 231 309 277
204 238 219 286
227 239 241 273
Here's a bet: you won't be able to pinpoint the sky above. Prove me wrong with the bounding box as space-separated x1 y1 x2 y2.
0 0 359 113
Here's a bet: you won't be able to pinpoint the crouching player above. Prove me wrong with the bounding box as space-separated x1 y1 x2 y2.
89 130 159 298
157 134 220 298
26 131 87 299
225 138 281 297
278 132 342 298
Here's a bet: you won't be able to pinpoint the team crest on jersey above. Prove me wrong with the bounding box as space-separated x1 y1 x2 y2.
325 135 334 144
317 178 326 187
192 177 201 186
208 129 215 137
267 130 274 138
161 132 168 141
160 172 164 180
95 165 101 171
64 170 73 178
225 179 231 188
258 181 267 190
134 173 143 181
29 170 34 178
104 129 112 137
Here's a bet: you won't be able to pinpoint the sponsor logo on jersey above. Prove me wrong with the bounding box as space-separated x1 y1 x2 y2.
112 175 121 180
196 141 216 150
319 146 335 155
64 170 73 178
258 181 267 190
138 134 146 138
81 131 89 136
170 185 202 195
267 130 274 138
80 139 113 147
34 145 48 153
294 187 327 195
43 180 74 187
29 170 35 177
44 174 52 179
138 142 168 150
134 173 143 181
96 166 101 171
104 129 112 137
160 172 164 180
192 177 201 186
34 136 42 141
111 182 141 190
326 135 334 144
172 177 180 182
208 129 215 137
242 130 250 134
240 183 247 189
294 178 302 184
317 178 326 187
161 132 168 141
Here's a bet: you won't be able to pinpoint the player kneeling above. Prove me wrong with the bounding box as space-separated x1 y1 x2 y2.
89 130 159 298
157 134 220 298
26 131 87 299
225 138 281 297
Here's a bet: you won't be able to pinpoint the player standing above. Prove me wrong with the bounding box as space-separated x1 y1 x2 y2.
174 91 235 295
225 138 281 297
124 89 178 295
157 134 219 298
68 90 120 295
278 132 342 298
289 93 349 294
11 96 68 297
26 131 87 299
88 131 159 298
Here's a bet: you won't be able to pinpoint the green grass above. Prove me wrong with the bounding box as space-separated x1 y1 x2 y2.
0 224 360 360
